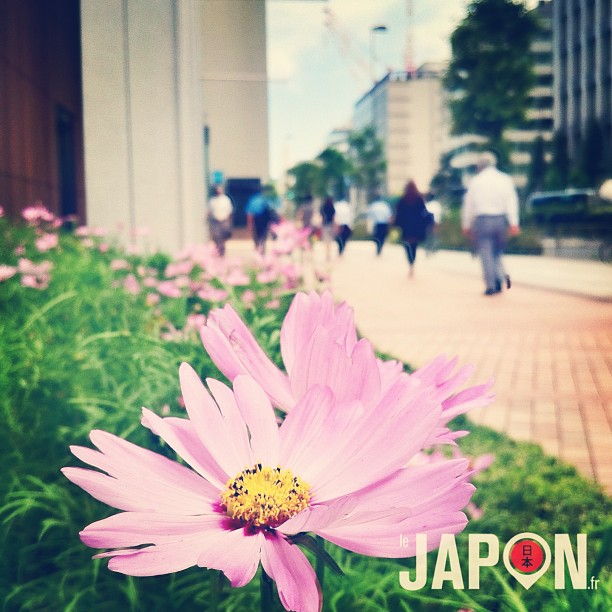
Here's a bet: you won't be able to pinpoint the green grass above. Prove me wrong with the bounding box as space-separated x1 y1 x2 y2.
0 217 609 611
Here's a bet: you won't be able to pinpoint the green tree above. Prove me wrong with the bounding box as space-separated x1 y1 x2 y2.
287 161 323 201
316 147 352 200
444 0 540 155
348 126 386 201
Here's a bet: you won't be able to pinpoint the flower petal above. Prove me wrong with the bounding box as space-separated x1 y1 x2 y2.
261 535 321 612
197 528 264 587
232 375 280 465
201 305 294 409
179 362 250 475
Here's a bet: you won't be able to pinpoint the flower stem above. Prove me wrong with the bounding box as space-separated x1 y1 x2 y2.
209 570 224 611
315 535 326 590
260 569 275 611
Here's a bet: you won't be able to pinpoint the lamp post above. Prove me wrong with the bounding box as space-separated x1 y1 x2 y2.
369 25 388 83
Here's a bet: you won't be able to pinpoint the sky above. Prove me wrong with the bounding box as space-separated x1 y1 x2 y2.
265 0 472 182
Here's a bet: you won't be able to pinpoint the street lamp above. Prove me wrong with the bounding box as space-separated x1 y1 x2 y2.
370 25 388 83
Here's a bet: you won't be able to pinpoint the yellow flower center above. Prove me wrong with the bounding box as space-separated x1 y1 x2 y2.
220 464 311 528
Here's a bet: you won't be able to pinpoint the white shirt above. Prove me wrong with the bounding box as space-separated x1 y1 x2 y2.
209 194 233 221
334 200 353 226
367 200 393 224
462 166 519 230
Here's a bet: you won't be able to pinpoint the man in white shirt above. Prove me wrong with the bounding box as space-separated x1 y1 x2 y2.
333 198 353 256
367 194 393 255
462 152 520 295
208 185 234 256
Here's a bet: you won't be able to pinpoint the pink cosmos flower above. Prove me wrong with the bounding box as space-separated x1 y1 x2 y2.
63 365 474 612
201 291 493 439
225 268 250 287
0 265 17 282
241 289 256 306
110 259 131 271
123 274 140 295
197 285 228 303
35 232 59 252
22 202 55 225
157 280 183 299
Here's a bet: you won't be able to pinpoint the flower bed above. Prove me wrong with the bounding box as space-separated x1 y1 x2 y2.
0 207 609 611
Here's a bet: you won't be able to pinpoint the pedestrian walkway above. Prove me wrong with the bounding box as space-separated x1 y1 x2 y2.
309 242 612 495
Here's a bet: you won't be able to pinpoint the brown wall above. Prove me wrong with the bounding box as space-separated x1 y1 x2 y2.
0 0 85 221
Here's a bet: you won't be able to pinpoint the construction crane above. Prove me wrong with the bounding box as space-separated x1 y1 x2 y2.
323 6 372 87
404 0 416 76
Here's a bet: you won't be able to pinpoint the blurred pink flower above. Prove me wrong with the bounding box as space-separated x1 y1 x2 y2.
197 285 228 303
63 365 474 612
21 273 50 290
35 232 59 252
123 274 140 295
185 313 207 332
0 265 18 281
225 268 250 287
0 205 4 217
22 202 55 225
18 258 53 276
157 280 182 299
145 293 160 306
256 268 278 284
14 244 25 256
270 220 312 255
81 238 95 249
99 243 109 253
110 259 131 271
241 289 256 306
165 261 194 278
266 299 281 309
201 291 494 434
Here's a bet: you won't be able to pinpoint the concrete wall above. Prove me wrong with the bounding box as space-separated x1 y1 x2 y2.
200 0 269 185
80 0 205 253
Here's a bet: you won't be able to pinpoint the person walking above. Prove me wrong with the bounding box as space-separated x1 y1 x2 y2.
334 196 353 256
320 195 336 261
461 151 520 296
207 185 233 257
246 184 278 255
393 180 433 277
367 193 393 256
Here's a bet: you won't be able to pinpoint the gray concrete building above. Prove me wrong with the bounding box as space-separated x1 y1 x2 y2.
506 0 555 189
353 63 450 197
553 0 612 161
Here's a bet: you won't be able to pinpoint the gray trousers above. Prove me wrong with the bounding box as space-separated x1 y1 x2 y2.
473 215 508 291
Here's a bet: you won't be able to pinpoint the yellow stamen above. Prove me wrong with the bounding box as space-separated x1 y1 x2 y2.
220 464 311 528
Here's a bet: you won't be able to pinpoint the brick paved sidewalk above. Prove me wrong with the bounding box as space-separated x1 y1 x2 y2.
309 241 612 495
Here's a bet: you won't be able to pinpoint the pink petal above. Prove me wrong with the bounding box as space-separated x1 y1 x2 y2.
141 408 229 489
318 511 470 558
261 535 321 612
289 329 380 407
80 512 223 548
179 363 251 475
197 528 264 587
232 375 280 465
280 291 357 377
276 496 358 535
62 466 215 514
201 306 294 410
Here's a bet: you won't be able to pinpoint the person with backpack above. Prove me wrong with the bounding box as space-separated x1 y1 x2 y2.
393 180 434 278
246 184 279 255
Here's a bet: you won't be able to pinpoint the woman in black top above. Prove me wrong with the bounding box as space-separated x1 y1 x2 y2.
393 181 432 277
320 196 336 261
